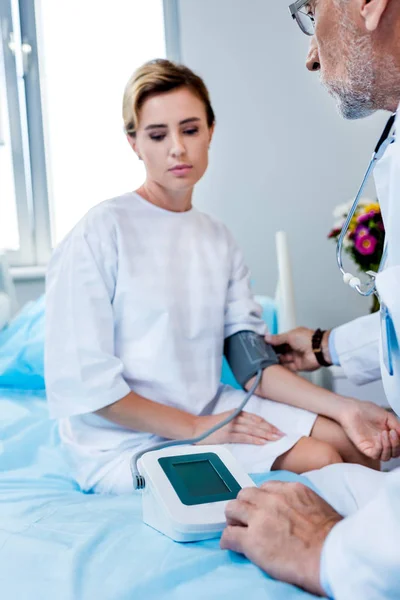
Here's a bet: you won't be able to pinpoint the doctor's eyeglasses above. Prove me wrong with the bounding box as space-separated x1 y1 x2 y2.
289 0 316 36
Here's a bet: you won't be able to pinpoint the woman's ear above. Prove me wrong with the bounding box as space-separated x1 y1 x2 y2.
208 123 215 147
126 135 142 160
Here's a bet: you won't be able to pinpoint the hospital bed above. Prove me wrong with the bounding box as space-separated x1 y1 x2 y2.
0 244 322 600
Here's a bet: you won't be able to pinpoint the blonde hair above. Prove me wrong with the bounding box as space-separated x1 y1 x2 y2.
122 59 215 137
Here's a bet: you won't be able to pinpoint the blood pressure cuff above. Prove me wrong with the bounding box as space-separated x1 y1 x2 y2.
224 330 279 389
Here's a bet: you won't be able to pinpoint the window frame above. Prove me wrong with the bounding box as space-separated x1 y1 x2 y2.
1 0 35 266
1 0 181 269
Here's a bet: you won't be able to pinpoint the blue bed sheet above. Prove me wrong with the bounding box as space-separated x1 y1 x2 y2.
0 389 321 600
0 297 321 599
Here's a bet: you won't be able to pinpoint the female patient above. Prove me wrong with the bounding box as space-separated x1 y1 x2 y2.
45 59 390 495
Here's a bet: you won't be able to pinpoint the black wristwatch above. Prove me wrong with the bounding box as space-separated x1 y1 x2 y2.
312 329 331 367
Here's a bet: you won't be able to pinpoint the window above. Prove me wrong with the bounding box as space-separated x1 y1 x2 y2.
0 37 19 253
0 0 180 267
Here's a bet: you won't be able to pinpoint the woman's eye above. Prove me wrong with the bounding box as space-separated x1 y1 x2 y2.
183 128 199 135
149 134 166 141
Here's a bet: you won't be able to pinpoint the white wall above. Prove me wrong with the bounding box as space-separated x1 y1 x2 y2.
16 0 389 329
178 0 388 329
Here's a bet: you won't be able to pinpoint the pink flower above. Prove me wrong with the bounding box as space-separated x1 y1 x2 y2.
357 213 372 224
355 235 377 256
355 226 369 238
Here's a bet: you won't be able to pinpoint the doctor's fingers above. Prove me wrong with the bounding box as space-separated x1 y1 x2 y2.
380 430 392 462
232 484 300 514
378 430 400 461
278 352 295 365
220 524 248 554
389 430 400 459
225 498 254 526
237 484 278 505
278 356 299 372
265 332 290 347
387 413 400 440
278 352 305 372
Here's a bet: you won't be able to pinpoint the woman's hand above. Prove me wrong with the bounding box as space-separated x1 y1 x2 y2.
339 400 400 461
194 411 285 446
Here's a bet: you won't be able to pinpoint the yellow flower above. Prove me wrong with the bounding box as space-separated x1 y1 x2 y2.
363 203 380 214
348 216 358 232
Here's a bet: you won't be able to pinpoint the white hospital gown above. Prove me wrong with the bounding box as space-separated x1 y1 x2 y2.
45 192 316 494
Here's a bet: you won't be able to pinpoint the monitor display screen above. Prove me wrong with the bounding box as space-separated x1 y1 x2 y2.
172 459 230 497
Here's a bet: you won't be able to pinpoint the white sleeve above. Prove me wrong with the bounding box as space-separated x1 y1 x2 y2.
333 312 381 385
45 214 130 418
224 232 267 339
321 469 400 599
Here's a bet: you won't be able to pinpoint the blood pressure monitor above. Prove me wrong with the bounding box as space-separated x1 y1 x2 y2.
138 445 255 542
132 330 279 542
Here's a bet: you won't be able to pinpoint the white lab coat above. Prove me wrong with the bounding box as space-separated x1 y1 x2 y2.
333 311 381 386
320 107 400 598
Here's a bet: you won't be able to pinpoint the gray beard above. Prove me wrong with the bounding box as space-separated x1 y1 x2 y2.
321 29 376 120
326 81 375 120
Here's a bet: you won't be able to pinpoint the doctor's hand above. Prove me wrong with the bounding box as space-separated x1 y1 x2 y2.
194 411 285 446
340 400 400 461
220 481 342 596
265 328 332 373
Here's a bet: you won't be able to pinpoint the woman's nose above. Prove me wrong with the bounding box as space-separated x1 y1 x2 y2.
306 36 320 72
170 136 186 158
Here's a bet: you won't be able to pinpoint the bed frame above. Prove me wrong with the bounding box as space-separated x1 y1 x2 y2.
0 251 18 327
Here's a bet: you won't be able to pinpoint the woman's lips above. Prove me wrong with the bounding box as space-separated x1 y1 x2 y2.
169 164 193 176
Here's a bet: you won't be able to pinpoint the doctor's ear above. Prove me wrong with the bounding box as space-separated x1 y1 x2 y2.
360 0 390 32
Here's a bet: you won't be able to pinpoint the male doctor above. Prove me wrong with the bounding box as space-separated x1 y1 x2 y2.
221 0 400 598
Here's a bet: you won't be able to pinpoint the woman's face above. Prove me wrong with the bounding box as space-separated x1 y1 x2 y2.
129 87 214 192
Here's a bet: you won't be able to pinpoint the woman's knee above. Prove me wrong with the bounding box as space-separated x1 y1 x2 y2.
272 437 343 474
307 438 344 469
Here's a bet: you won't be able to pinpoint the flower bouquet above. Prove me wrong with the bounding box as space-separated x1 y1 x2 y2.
328 199 385 312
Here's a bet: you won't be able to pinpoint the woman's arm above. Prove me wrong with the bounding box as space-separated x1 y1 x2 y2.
247 364 352 422
246 365 400 461
95 391 197 440
96 390 284 445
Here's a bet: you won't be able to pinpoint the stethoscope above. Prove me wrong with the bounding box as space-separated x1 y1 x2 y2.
337 113 396 297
